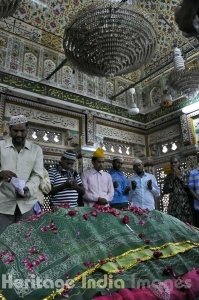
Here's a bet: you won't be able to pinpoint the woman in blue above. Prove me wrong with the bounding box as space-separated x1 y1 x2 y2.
109 156 130 209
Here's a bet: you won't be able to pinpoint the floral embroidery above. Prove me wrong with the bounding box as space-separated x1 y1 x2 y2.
0 250 15 265
22 252 47 272
41 221 58 233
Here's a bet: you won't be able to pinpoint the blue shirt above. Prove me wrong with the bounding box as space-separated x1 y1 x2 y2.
109 169 129 204
188 167 199 211
128 172 160 210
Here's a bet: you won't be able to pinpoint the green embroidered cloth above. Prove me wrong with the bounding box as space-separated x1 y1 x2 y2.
0 207 199 300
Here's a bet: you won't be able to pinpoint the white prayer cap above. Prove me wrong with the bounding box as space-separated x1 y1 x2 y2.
112 156 124 162
62 150 77 161
9 115 28 126
133 158 143 165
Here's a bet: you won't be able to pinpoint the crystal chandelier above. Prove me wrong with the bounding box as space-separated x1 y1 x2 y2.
168 47 199 97
0 0 22 18
63 1 157 77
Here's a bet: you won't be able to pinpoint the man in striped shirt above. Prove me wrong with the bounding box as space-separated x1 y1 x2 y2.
48 150 84 208
188 153 199 226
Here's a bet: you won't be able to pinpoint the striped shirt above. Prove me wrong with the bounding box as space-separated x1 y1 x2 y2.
188 167 199 210
48 165 82 207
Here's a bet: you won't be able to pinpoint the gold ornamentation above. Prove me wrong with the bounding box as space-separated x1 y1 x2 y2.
0 290 6 300
44 240 199 300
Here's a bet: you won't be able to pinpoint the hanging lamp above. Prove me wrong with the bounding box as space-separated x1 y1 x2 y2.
0 0 22 18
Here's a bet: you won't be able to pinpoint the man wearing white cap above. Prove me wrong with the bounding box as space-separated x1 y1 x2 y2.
128 158 160 210
109 156 130 209
0 115 44 234
48 150 84 207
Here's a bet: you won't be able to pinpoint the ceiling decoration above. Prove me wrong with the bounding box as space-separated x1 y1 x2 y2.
12 0 189 81
63 1 157 77
0 0 22 18
169 47 199 97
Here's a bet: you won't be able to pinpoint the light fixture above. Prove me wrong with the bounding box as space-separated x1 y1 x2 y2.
32 131 37 139
102 145 106 151
63 1 157 77
0 0 22 18
119 146 122 154
43 133 49 141
54 134 59 143
111 146 115 153
171 142 177 151
126 147 130 155
162 145 168 153
168 47 199 97
128 88 139 115
161 90 173 108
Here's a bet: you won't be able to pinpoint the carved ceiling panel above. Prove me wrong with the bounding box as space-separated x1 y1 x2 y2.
7 0 195 82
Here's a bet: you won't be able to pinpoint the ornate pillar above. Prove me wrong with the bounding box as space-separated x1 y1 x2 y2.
180 114 191 145
85 110 95 145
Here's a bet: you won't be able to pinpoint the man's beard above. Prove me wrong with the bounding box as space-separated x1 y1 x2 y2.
13 137 25 145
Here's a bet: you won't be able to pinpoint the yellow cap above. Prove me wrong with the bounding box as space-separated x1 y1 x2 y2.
93 147 105 158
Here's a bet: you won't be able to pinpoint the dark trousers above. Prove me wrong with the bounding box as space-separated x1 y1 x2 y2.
0 206 34 235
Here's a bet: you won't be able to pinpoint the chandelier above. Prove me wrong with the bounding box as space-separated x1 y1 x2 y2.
63 1 157 77
0 0 22 18
168 47 199 97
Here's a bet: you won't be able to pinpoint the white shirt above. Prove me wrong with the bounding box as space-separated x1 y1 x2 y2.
0 138 43 214
128 172 160 210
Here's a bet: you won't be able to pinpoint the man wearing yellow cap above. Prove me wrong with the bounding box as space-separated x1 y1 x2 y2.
0 115 44 234
82 148 114 207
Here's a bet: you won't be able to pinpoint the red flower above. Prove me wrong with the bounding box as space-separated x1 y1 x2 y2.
83 214 89 220
138 219 145 226
68 210 77 216
153 250 163 258
98 259 106 265
91 210 98 217
110 209 120 216
41 225 48 232
122 215 129 224
84 261 95 268
130 206 148 216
